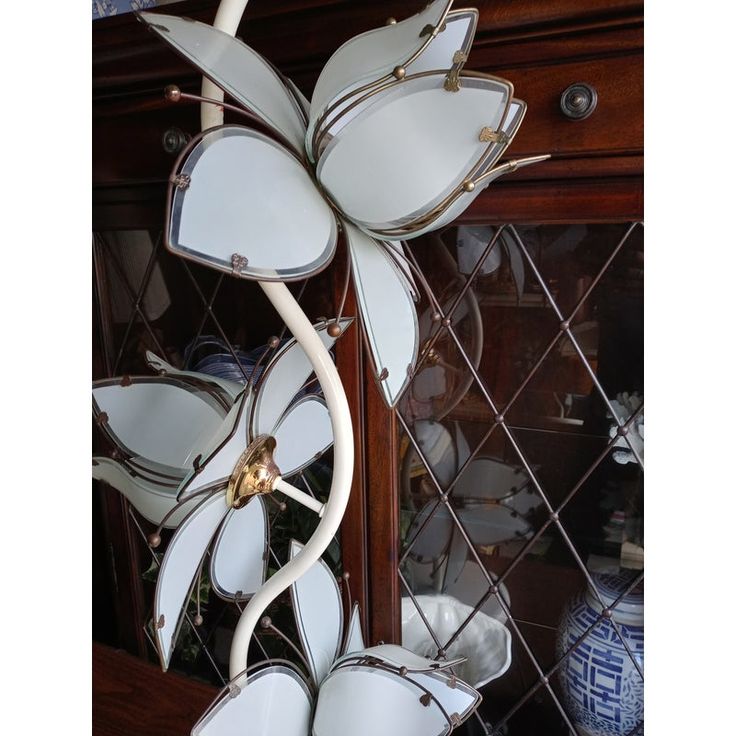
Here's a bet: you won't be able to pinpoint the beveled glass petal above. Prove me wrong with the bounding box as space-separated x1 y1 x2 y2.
343 222 418 408
176 392 252 500
342 602 365 656
92 457 198 528
168 126 337 282
289 540 343 685
386 100 532 240
138 12 306 152
272 396 332 478
251 319 352 438
313 665 452 736
145 350 243 403
93 376 228 473
209 496 268 601
408 10 478 75
317 73 512 231
384 241 419 301
307 0 452 154
192 665 312 736
154 490 229 670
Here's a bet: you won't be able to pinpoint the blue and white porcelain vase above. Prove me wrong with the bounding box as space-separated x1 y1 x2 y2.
557 572 644 736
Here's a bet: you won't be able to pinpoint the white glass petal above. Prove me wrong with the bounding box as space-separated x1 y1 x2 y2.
443 529 468 589
408 10 478 75
351 644 464 673
456 505 533 546
401 595 512 688
92 457 199 528
145 350 243 402
313 665 451 736
343 222 418 407
415 420 457 487
317 74 511 230
396 100 530 240
454 422 471 468
209 496 268 601
176 392 252 500
454 457 530 502
192 665 312 736
272 396 332 478
342 602 365 656
154 490 229 670
169 126 337 282
138 13 306 152
93 377 228 472
289 540 343 685
384 240 419 301
409 670 480 725
251 319 351 438
307 0 452 145
406 502 453 562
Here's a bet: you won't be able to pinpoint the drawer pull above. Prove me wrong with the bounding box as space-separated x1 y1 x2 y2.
560 83 598 120
162 127 190 154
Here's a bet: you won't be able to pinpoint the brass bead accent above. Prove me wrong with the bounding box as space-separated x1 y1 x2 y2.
267 335 280 349
327 322 342 338
148 533 161 549
386 17 397 25
164 84 181 103
462 180 475 192
392 66 406 80
193 614 204 627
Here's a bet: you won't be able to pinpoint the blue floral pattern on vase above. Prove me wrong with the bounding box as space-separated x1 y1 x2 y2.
557 573 643 736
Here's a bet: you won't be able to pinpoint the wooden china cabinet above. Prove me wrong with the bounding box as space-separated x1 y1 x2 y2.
93 2 643 734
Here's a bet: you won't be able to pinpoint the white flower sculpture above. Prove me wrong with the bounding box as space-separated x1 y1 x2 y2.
93 1 545 731
192 541 491 736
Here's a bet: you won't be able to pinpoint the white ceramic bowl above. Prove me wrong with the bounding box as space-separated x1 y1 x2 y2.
401 594 512 688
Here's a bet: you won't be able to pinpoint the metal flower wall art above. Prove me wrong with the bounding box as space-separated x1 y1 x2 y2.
93 0 547 733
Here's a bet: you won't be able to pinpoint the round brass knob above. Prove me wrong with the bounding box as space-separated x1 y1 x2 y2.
560 83 598 120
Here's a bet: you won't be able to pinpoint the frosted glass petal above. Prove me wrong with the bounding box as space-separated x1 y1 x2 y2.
317 74 512 231
154 490 229 670
252 319 351 438
176 392 252 500
414 420 457 487
138 13 306 152
342 602 365 656
313 665 451 736
409 670 480 725
307 1 452 148
169 126 337 282
209 496 268 601
352 644 464 673
344 222 418 407
406 502 453 563
408 10 478 75
384 241 419 301
272 396 332 478
454 457 530 502
92 457 199 528
93 376 228 472
192 666 312 736
457 505 533 546
289 540 343 685
145 351 243 403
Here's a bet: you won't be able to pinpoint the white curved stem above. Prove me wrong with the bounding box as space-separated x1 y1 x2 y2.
203 0 354 684
275 477 325 516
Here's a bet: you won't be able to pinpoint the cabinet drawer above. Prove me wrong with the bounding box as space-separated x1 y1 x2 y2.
493 53 643 160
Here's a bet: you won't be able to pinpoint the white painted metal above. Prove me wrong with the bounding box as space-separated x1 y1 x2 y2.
289 540 343 684
192 665 312 736
169 127 337 281
139 12 306 153
343 222 418 407
317 74 511 229
154 490 230 670
272 396 333 479
275 479 325 515
209 496 268 601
